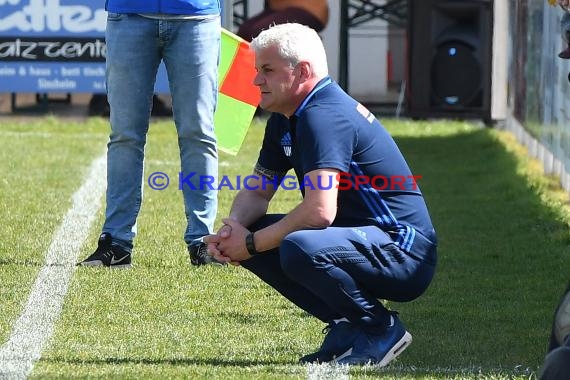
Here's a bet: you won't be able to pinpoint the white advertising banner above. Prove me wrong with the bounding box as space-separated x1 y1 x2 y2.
0 0 169 93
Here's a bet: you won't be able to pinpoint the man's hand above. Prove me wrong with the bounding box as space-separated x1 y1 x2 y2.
215 219 254 262
203 224 234 264
202 219 253 264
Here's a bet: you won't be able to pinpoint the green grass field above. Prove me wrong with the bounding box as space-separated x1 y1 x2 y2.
0 116 568 379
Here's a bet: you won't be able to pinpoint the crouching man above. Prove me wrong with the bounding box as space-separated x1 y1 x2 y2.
204 23 437 366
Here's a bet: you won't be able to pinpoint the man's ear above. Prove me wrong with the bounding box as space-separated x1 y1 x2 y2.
297 61 312 82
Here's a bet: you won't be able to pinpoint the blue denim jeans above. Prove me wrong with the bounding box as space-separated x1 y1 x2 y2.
103 13 220 250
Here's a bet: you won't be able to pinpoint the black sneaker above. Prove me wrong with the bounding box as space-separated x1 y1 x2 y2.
188 242 225 266
78 233 132 268
299 321 359 363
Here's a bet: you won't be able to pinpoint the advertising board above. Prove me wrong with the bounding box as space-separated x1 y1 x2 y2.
0 0 169 93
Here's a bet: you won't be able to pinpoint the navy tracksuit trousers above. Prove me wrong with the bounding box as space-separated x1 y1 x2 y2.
241 214 437 331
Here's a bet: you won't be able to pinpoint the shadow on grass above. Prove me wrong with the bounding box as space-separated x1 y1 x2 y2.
41 357 289 367
390 127 569 371
0 258 44 267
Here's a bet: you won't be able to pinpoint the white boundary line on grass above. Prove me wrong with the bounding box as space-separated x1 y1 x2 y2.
0 153 107 380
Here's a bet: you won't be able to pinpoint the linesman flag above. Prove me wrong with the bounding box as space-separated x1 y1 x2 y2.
215 28 260 155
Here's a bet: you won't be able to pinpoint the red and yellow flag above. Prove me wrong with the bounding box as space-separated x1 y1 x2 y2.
214 29 260 155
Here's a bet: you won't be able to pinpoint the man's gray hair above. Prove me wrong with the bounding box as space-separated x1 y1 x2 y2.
251 23 329 78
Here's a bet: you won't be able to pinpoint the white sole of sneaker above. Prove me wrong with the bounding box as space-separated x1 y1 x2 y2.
377 331 413 368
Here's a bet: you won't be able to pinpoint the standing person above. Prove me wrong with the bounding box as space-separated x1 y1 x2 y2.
551 0 570 59
204 23 437 366
78 0 222 268
237 0 329 41
539 283 570 380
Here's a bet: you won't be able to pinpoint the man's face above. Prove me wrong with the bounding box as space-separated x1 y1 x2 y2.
253 45 300 115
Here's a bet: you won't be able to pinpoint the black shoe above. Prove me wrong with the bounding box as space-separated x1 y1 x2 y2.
78 233 132 268
299 321 359 363
188 242 225 266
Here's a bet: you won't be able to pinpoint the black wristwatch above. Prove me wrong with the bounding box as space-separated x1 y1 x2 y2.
245 232 261 256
